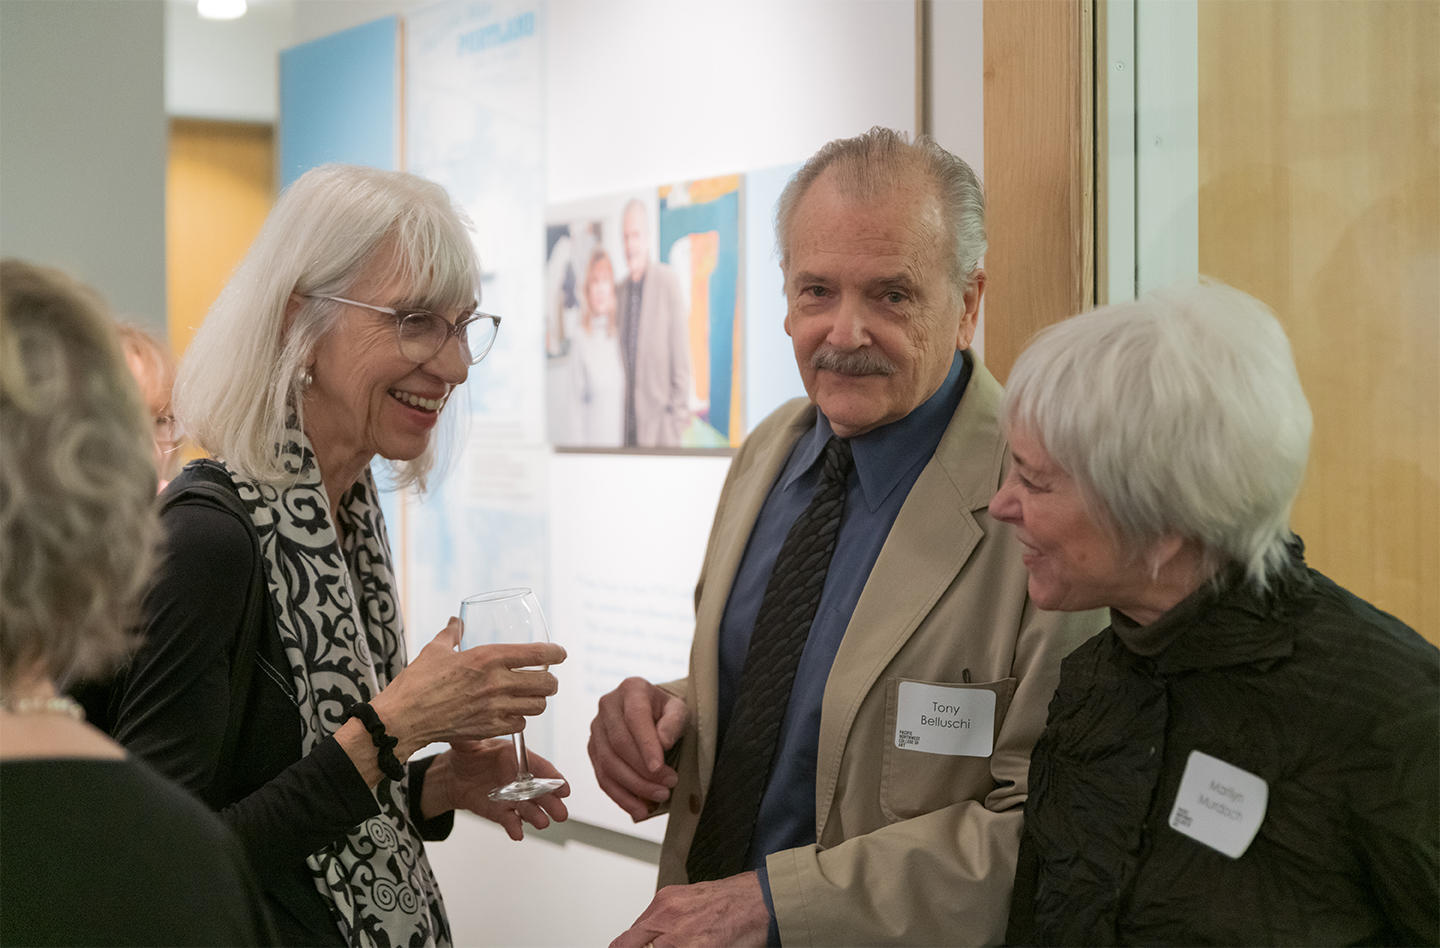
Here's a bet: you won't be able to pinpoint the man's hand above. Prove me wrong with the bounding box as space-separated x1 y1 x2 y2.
610 873 770 948
588 676 689 821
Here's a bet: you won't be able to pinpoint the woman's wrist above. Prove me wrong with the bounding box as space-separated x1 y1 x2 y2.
419 749 456 819
336 697 430 788
368 690 428 762
347 701 404 781
335 717 386 788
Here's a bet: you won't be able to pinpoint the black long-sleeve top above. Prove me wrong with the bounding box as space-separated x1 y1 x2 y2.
113 502 451 947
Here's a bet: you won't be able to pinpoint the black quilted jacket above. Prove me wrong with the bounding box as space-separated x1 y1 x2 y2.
1007 542 1439 947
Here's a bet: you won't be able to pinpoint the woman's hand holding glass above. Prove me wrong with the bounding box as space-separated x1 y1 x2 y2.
419 738 569 837
344 616 568 833
367 618 564 761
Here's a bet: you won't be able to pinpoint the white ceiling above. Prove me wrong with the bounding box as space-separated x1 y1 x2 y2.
166 0 295 122
165 0 409 123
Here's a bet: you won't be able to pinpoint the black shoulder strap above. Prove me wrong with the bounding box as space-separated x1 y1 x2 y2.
159 459 270 795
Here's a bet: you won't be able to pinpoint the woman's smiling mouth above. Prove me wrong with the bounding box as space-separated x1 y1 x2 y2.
389 388 446 412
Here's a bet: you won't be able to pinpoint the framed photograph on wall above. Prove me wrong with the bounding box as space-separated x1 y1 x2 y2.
545 178 743 450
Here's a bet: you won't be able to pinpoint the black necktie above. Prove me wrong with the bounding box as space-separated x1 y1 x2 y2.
686 435 855 882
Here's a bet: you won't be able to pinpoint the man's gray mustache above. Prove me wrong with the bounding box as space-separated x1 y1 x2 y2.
810 347 897 376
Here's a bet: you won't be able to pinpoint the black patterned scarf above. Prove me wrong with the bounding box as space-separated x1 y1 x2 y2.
228 429 450 948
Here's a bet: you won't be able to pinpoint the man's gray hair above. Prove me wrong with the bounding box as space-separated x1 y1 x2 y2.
775 126 986 292
174 164 482 491
1002 280 1312 590
0 260 160 692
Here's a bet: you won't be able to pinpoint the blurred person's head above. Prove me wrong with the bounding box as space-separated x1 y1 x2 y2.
582 249 617 334
621 199 649 283
991 280 1312 621
114 322 181 485
0 260 160 696
776 127 987 438
174 164 484 492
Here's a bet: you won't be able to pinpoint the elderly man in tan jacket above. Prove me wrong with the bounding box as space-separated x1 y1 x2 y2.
589 128 1103 947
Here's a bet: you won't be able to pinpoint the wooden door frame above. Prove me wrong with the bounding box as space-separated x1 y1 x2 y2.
921 0 1097 383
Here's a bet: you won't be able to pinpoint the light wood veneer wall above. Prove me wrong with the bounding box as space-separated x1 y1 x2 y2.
1197 0 1438 643
973 0 1435 641
981 0 1096 384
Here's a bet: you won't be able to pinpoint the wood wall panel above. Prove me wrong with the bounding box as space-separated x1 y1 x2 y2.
166 119 275 361
983 0 1094 383
1197 0 1439 643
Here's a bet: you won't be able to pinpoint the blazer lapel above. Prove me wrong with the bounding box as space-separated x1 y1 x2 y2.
813 355 1009 836
689 399 816 790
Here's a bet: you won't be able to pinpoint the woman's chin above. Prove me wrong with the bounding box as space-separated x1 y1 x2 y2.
375 431 434 464
1026 577 1070 614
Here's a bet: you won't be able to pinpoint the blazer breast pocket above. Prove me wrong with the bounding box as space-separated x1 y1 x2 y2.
878 675 1017 822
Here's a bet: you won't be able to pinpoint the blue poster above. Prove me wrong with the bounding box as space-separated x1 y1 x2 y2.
278 17 398 187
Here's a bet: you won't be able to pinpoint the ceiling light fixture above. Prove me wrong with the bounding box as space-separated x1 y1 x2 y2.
197 0 247 20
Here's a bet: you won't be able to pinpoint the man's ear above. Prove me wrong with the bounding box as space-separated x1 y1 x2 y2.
781 271 796 339
956 269 986 350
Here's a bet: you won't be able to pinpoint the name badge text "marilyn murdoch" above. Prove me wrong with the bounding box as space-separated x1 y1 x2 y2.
894 681 996 757
1168 749 1269 858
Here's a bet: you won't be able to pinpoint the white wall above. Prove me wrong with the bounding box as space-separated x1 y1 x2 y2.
927 0 985 178
0 0 167 332
166 0 295 122
547 0 915 202
926 0 986 356
292 0 410 44
428 815 664 948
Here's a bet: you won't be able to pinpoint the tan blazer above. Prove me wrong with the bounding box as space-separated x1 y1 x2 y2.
654 352 1105 946
617 261 690 447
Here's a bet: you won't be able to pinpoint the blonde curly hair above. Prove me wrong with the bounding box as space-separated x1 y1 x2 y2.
0 260 160 693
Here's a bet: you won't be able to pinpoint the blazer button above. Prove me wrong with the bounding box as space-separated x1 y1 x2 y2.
688 794 701 814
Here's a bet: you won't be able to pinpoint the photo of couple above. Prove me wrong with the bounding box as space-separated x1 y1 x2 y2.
545 178 741 450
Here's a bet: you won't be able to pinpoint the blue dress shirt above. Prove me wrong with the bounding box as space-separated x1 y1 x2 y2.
713 352 971 937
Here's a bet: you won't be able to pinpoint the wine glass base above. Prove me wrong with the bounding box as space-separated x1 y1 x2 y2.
488 776 566 802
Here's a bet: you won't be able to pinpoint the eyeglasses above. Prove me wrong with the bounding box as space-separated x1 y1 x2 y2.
154 414 182 453
308 295 501 365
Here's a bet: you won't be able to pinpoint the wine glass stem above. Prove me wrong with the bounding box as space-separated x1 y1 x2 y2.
513 732 534 781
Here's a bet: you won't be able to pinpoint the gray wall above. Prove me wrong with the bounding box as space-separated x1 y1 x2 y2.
1 0 167 331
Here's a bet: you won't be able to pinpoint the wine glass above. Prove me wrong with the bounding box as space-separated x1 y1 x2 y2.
459 588 566 802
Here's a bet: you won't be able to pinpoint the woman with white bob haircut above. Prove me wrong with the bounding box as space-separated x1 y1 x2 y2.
111 165 570 948
998 280 1438 946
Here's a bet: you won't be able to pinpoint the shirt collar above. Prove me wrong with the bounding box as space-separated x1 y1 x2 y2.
784 351 970 512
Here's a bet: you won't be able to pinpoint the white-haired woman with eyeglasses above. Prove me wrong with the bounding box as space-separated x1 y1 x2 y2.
997 281 1438 946
114 320 183 488
110 165 569 948
1 260 274 946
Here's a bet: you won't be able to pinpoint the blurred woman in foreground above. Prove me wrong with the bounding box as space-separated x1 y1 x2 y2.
0 259 272 946
997 281 1438 946
112 165 568 947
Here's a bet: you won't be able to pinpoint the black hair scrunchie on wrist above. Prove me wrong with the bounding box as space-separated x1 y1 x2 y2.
347 701 405 782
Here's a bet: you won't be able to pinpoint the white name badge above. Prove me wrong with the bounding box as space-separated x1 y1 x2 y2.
1167 750 1269 858
894 681 996 757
